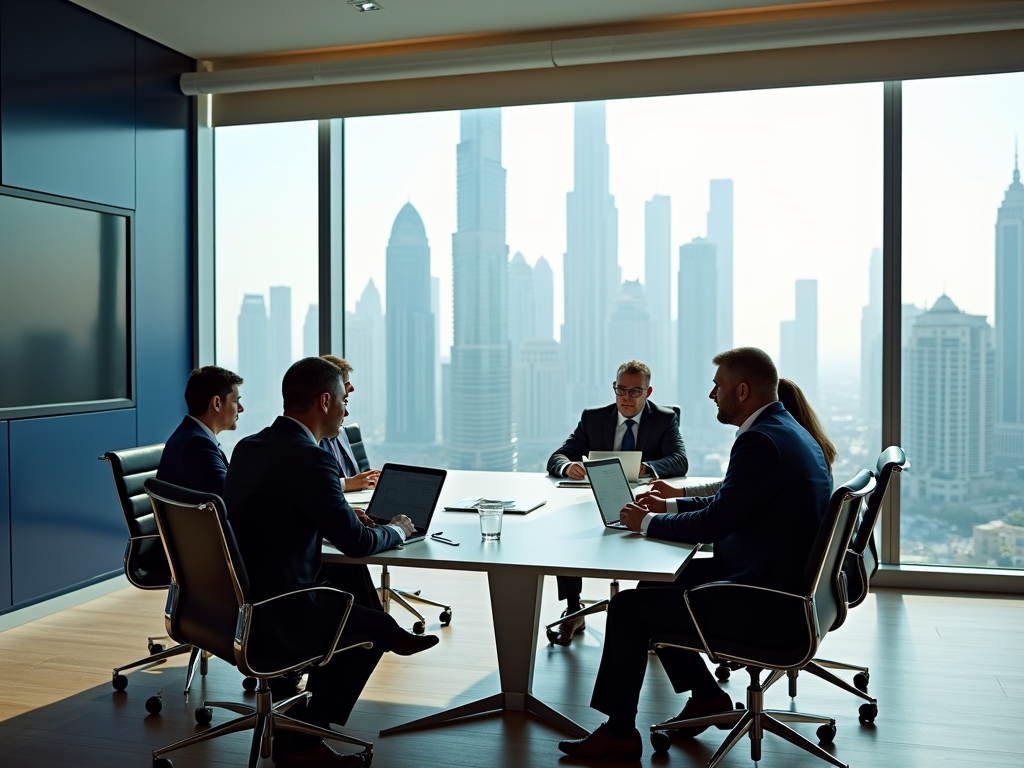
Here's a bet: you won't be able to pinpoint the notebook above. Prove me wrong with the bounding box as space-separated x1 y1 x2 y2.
444 498 546 514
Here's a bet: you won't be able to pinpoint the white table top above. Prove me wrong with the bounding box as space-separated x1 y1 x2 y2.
325 469 712 582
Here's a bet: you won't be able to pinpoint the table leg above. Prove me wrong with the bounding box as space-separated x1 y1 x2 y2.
379 571 588 737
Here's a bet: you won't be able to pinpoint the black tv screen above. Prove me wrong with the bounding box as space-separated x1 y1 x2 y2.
0 191 130 415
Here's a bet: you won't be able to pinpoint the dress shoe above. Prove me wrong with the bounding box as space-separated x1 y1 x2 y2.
389 630 440 656
273 735 365 767
558 722 642 760
665 689 735 739
269 670 306 700
550 609 586 647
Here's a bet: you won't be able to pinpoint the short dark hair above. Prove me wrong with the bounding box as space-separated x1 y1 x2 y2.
184 366 243 416
711 347 778 396
616 360 652 386
282 357 345 412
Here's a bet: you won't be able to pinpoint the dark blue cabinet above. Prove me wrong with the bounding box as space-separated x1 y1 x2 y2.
0 0 136 208
0 422 10 610
9 409 136 605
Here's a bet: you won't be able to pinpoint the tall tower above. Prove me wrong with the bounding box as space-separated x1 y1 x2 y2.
534 255 554 340
645 195 672 391
995 149 1024 424
302 304 318 358
562 101 619 413
238 294 269 411
780 279 819 404
708 180 734 351
268 286 292 387
508 251 535 362
448 109 514 470
345 280 386 441
386 203 435 444
678 238 717 431
861 247 883 423
607 280 652 373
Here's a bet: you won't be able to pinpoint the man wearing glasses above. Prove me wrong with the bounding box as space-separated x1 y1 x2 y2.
546 360 688 645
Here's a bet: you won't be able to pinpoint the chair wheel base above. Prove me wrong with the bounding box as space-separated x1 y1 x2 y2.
715 664 731 682
650 730 671 753
412 621 426 635
854 672 870 692
153 758 173 768
439 610 452 626
816 723 837 743
145 695 163 715
859 702 878 724
242 677 258 692
112 674 128 692
195 706 213 725
149 642 165 654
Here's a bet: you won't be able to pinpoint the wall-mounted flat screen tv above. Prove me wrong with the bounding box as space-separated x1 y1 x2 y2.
0 190 132 418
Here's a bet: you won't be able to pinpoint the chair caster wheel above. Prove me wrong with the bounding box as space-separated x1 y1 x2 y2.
153 758 173 768
650 730 671 753
816 723 837 744
439 610 452 626
412 621 426 635
859 702 878 724
715 664 731 682
145 695 163 715
112 674 128 692
362 749 373 767
195 706 213 725
149 642 165 653
854 672 870 691
242 677 258 692
735 702 745 710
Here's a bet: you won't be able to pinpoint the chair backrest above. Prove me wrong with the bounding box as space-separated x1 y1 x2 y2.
144 477 250 665
344 423 371 473
801 469 875 641
100 444 168 589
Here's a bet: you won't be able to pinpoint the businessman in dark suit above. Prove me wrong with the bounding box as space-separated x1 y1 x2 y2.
546 360 688 645
558 348 831 760
226 357 438 768
157 366 243 495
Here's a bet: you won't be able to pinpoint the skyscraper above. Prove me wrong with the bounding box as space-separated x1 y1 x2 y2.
678 238 717 431
302 303 318 358
780 279 818 404
268 286 291 386
708 179 734 351
861 247 883 422
904 295 994 501
238 294 270 411
994 152 1024 460
507 251 535 362
448 109 514 470
355 279 386 440
385 203 435 444
607 280 652 373
534 255 554 340
645 195 672 390
562 101 619 412
513 338 568 444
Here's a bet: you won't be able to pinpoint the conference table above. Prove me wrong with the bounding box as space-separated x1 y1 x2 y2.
324 469 712 738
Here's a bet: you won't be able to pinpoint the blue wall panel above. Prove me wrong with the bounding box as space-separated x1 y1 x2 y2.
134 37 194 445
0 422 10 610
9 409 136 605
0 0 136 208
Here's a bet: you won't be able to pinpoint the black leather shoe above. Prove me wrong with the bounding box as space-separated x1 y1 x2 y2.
558 722 642 759
273 735 365 767
551 609 585 647
389 630 440 656
665 689 735 739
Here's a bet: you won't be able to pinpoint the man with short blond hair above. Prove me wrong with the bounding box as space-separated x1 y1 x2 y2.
320 355 379 492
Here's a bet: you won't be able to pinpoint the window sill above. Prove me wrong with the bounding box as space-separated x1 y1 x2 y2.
871 564 1023 595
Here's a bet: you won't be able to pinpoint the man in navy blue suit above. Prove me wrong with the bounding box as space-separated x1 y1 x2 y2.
558 348 831 760
157 366 244 495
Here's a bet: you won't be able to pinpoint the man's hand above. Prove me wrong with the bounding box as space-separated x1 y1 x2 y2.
345 469 380 492
354 507 376 527
390 514 416 538
619 503 650 532
634 494 668 514
639 463 650 476
566 462 587 480
635 479 677 502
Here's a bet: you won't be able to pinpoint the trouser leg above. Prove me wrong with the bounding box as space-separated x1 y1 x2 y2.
317 563 384 612
557 575 583 603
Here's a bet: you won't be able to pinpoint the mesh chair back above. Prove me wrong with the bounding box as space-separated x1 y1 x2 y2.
145 478 250 665
101 444 168 589
802 470 875 641
343 423 371 473
851 445 907 557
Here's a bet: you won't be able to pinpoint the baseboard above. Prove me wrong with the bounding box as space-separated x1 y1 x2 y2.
871 564 1024 595
0 572 129 632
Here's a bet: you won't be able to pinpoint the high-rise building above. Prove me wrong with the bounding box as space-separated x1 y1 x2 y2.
508 251 535 362
562 101 619 412
678 238 717 431
534 256 554 340
861 247 883 424
994 152 1024 466
447 109 514 470
385 203 435 444
607 280 652 373
513 338 568 443
645 195 672 392
780 279 818 404
431 275 442 441
904 295 994 502
708 179 734 351
355 279 386 440
302 303 318 358
268 286 291 386
238 294 270 411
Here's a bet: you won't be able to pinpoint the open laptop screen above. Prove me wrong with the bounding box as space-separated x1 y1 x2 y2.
365 464 447 535
585 458 635 527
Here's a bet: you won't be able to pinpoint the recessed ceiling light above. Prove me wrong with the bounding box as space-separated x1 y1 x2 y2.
348 0 383 11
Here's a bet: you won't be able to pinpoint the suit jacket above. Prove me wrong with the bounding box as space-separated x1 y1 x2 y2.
156 416 228 495
320 431 359 478
647 401 831 593
547 401 688 479
224 417 402 604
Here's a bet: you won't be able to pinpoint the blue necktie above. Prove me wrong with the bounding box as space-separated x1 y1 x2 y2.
622 419 636 452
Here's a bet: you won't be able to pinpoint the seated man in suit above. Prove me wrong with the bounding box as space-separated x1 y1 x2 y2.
557 347 831 760
157 366 243 495
226 357 439 768
546 359 688 645
320 355 379 492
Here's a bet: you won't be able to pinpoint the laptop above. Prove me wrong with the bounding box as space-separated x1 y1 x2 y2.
587 450 643 483
363 463 447 543
583 458 636 530
444 498 546 514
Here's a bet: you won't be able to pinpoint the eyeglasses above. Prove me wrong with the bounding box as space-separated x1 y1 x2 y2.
612 384 646 399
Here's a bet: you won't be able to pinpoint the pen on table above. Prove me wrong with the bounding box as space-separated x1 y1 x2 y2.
430 532 459 546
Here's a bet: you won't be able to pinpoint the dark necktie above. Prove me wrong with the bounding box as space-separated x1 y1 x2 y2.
622 419 636 452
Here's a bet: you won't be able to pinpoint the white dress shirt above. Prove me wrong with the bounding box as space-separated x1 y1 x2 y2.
188 414 219 446
612 407 643 451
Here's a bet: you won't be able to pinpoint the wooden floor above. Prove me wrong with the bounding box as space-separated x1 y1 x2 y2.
1 567 1022 768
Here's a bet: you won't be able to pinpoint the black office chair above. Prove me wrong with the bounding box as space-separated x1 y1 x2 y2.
771 446 907 724
100 445 204 700
144 478 375 768
648 470 876 768
346 423 452 633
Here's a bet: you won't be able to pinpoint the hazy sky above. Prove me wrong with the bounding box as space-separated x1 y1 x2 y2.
214 72 1024 376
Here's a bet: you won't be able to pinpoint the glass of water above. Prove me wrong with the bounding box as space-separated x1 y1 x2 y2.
478 500 503 541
